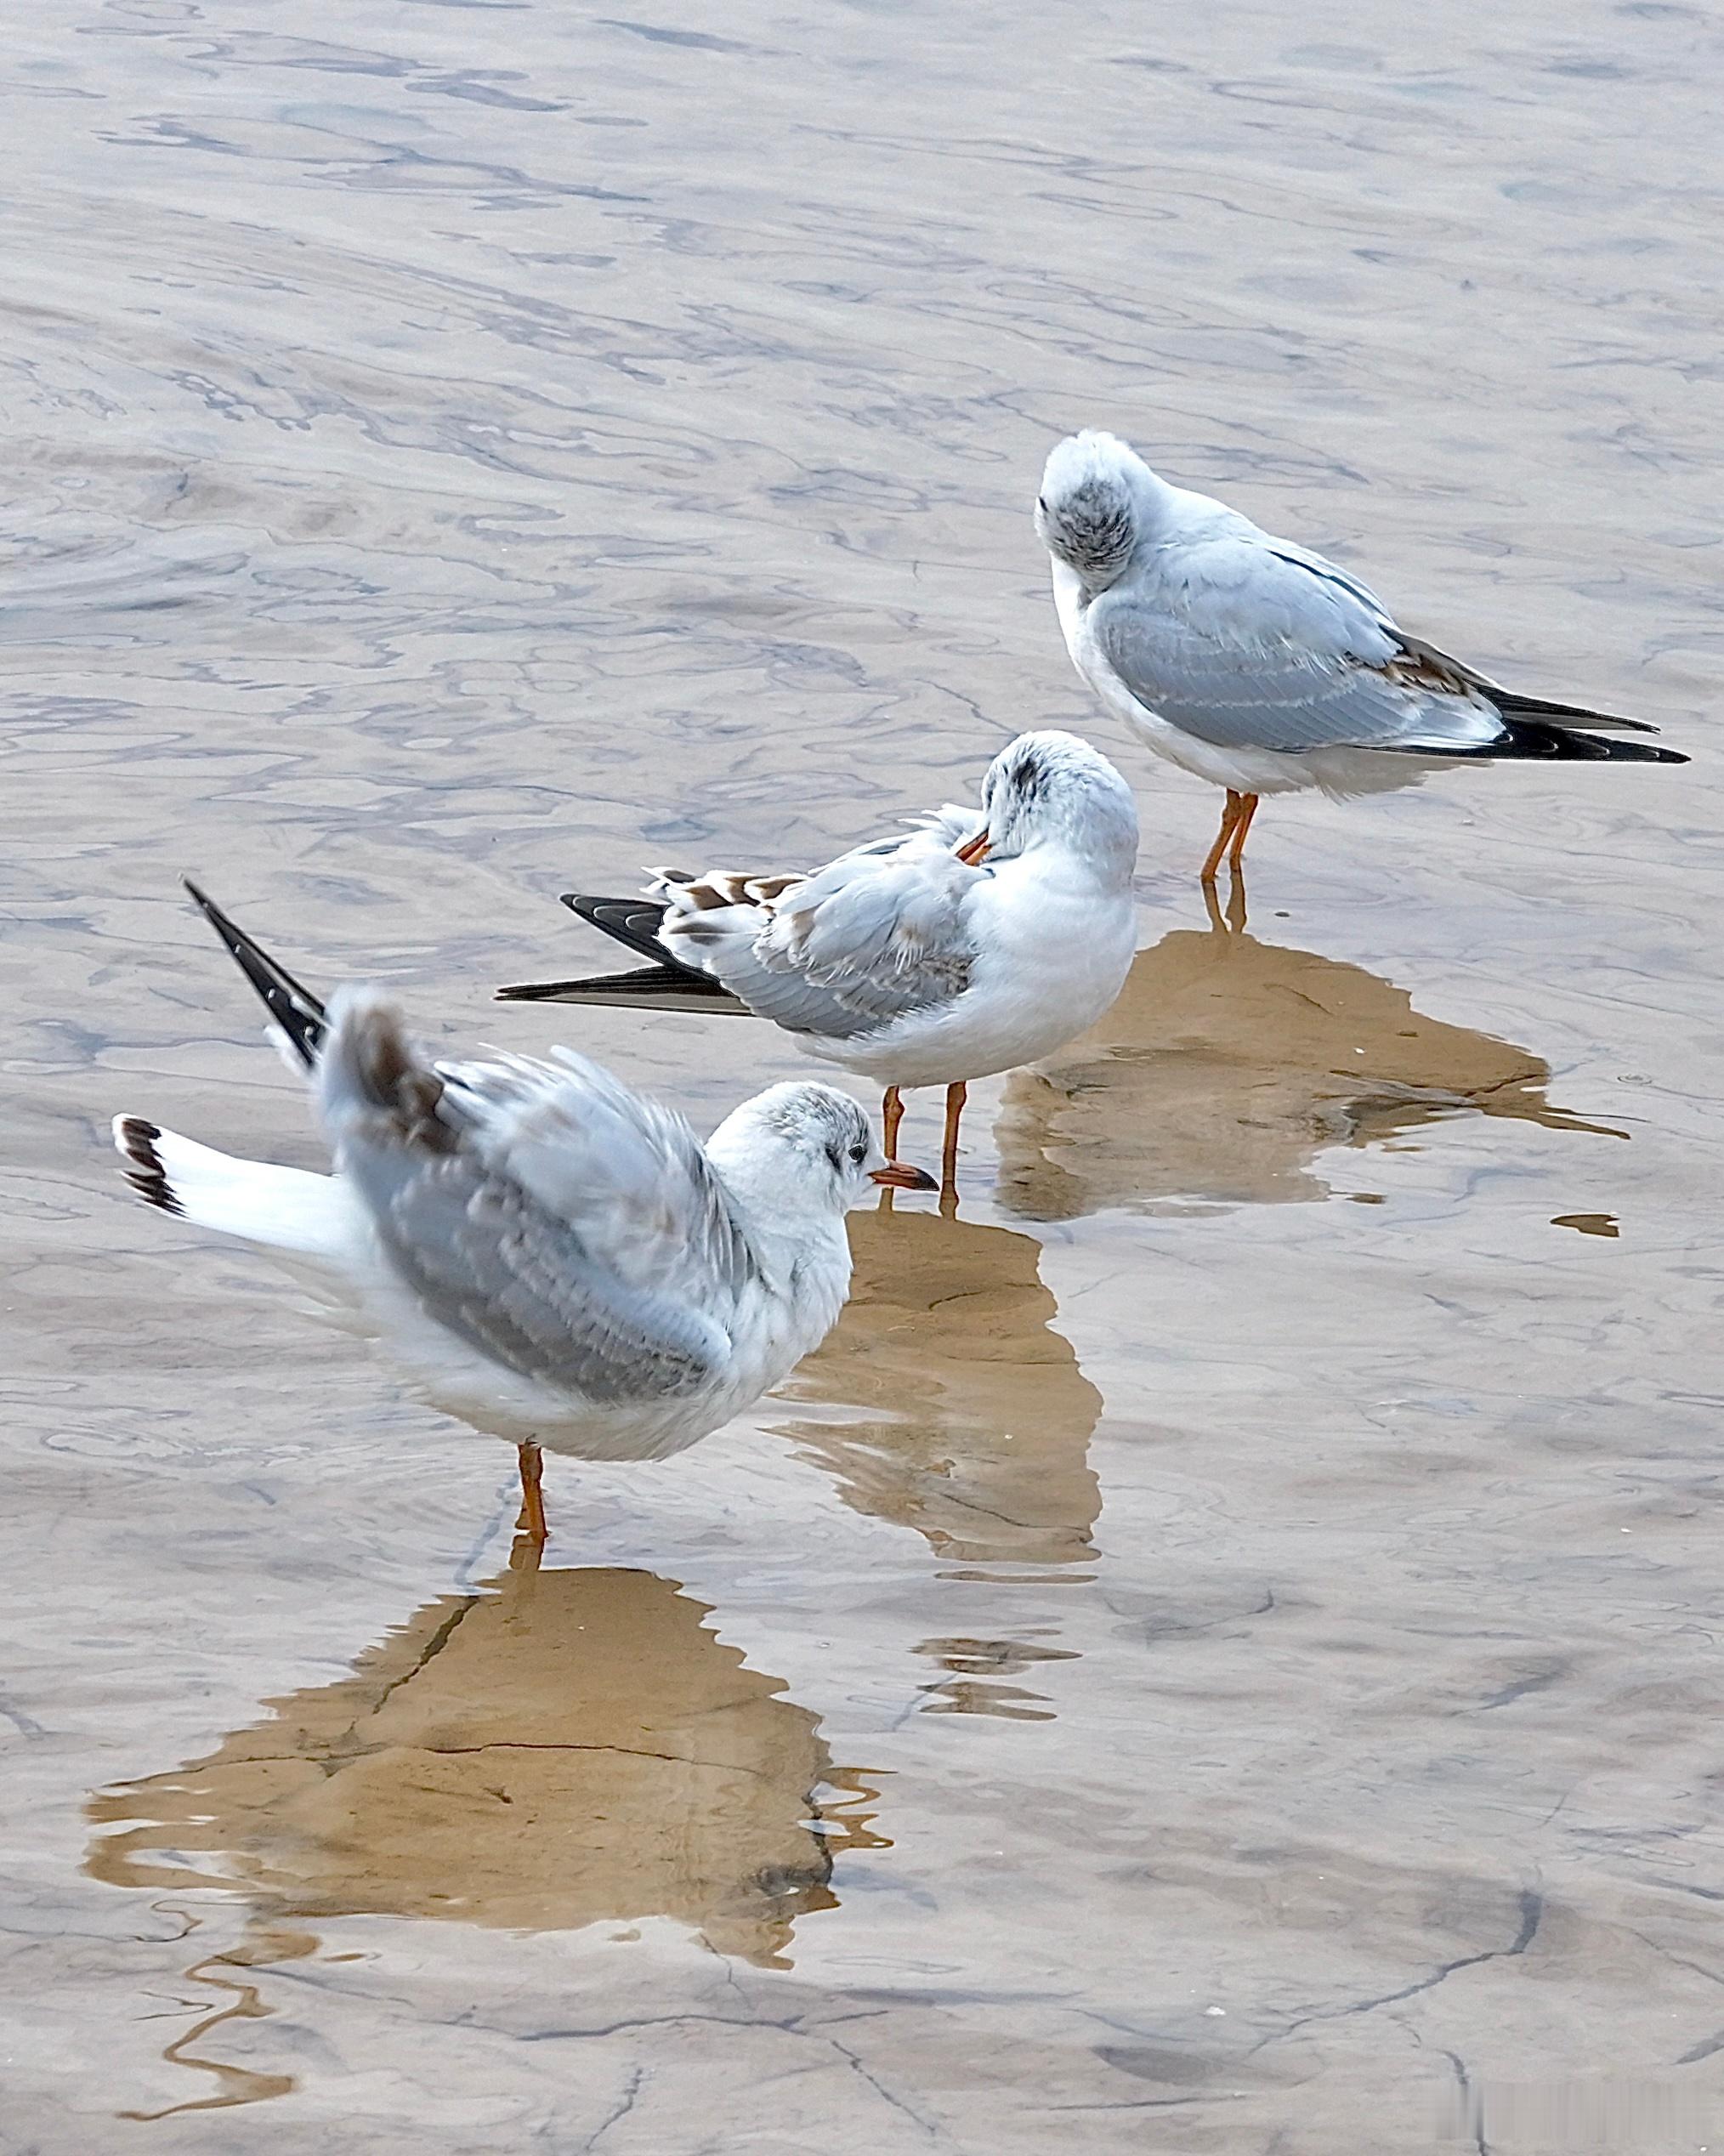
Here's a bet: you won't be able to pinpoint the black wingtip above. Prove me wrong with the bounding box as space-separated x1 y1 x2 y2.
1422 726 1694 768
182 879 329 1068
554 890 716 979
1549 733 1691 766
496 963 750 1014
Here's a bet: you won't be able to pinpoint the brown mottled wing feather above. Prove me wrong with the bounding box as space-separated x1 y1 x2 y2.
1393 632 1660 733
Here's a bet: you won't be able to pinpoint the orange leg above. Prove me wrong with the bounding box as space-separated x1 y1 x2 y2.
1226 792 1260 872
939 1081 967 1201
517 1439 547 1544
877 1090 906 1213
882 1086 904 1159
1199 790 1245 883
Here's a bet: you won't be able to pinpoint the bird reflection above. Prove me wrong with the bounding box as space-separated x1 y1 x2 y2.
996 886 1619 1220
87 1541 874 1973
774 1205 1103 1574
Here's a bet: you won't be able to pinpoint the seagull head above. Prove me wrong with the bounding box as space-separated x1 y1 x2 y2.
1035 429 1161 592
709 1081 936 1217
961 729 1138 881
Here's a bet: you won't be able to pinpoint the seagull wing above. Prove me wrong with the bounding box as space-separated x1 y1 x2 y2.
651 818 984 1041
1091 532 1506 756
318 991 755 1402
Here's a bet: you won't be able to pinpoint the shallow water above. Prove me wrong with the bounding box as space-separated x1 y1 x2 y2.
5 0 1724 2148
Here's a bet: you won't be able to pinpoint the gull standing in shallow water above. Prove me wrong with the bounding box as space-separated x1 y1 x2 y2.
1035 429 1687 882
497 730 1141 1200
112 884 934 1541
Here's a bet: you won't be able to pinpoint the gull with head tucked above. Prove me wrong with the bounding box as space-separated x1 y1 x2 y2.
112 883 934 1542
498 730 1141 1201
1035 428 1686 882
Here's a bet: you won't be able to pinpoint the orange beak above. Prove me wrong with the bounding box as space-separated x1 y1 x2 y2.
956 828 991 865
871 1160 939 1191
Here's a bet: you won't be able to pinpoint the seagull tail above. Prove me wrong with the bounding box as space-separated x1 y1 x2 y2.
182 879 330 1067
111 1115 349 1254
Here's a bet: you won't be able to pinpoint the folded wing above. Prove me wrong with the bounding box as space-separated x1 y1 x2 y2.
652 818 984 1041
1092 524 1670 758
1091 536 1507 756
318 990 756 1401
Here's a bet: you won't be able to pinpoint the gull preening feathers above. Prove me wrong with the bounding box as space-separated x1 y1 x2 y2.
498 729 1141 1199
113 884 933 1540
1035 429 1687 881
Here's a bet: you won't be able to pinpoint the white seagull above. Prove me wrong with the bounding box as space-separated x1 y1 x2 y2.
112 883 935 1541
497 730 1141 1199
1035 429 1687 881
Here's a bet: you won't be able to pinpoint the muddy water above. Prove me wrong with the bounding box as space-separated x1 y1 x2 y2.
4 0 1724 2148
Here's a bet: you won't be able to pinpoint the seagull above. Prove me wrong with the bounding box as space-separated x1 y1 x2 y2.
1035 429 1687 881
496 729 1141 1200
111 882 935 1541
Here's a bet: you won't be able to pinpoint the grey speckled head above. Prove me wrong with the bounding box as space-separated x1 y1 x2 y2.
980 729 1139 878
706 1080 882 1217
1035 429 1162 591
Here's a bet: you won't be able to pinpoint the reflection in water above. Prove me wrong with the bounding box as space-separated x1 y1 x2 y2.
913 1635 1080 1723
775 1206 1103 1580
88 1544 873 1975
997 911 1620 1220
104 1927 317 2124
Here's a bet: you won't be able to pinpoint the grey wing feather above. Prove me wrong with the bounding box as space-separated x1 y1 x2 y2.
318 992 750 1399
1091 542 1506 756
659 826 981 1041
435 1045 759 1301
348 1148 728 1399
663 930 888 1038
906 801 984 848
1260 540 1398 626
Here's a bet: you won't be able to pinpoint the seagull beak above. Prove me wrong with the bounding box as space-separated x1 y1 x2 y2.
955 828 991 865
871 1160 939 1191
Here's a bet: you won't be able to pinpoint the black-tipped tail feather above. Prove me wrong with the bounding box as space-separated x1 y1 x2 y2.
183 879 329 1066
113 1115 182 1215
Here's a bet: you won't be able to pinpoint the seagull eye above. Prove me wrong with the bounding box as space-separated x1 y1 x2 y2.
849 1140 868 1166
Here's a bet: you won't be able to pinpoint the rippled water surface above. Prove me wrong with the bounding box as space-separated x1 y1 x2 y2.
6 1 1724 2148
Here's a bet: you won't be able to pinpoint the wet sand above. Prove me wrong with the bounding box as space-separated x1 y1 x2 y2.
4 0 1724 2148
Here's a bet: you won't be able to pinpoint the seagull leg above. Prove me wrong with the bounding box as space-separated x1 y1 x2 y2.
939 1081 967 1202
1226 792 1260 872
877 1090 907 1213
1200 791 1244 883
516 1440 547 1545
